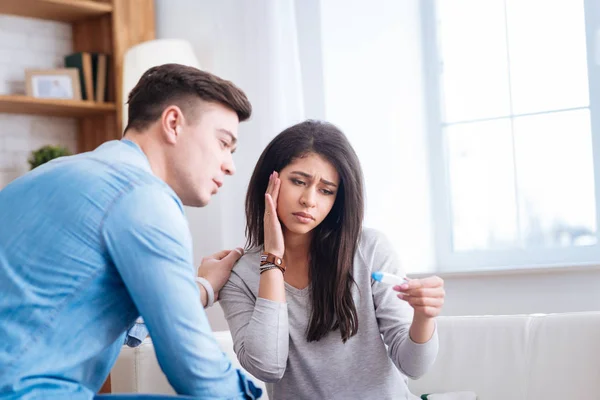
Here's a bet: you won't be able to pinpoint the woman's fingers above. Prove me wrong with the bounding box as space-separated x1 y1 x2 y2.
265 172 274 197
395 287 446 299
265 172 280 216
418 275 444 288
272 172 281 205
263 171 285 257
394 275 445 319
399 276 444 292
397 294 445 308
265 193 277 219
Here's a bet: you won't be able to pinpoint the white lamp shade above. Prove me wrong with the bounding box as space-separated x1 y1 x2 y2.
122 39 201 130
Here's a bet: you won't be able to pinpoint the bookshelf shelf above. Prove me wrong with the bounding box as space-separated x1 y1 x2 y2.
0 95 115 118
0 0 113 22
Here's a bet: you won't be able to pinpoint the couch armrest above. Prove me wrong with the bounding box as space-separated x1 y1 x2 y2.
111 338 176 395
111 333 268 398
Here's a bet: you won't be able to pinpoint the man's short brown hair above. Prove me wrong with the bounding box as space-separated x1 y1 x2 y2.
125 63 252 133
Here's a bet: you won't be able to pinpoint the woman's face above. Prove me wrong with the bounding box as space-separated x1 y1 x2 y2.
277 152 340 236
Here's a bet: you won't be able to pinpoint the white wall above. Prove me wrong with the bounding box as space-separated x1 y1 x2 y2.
0 15 77 190
440 266 600 316
319 0 436 274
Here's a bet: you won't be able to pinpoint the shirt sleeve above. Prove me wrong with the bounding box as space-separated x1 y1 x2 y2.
361 229 439 379
101 184 260 399
219 268 289 383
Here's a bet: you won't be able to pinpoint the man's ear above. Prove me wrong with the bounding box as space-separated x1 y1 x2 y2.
161 105 184 144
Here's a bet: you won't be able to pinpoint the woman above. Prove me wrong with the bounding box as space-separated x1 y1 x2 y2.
219 120 445 399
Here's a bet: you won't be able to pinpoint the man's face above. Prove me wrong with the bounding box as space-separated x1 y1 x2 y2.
171 102 239 207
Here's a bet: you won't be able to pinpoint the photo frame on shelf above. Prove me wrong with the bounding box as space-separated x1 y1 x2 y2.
25 68 82 101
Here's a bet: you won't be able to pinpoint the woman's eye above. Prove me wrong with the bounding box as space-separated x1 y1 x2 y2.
220 140 229 148
292 178 305 186
321 189 334 195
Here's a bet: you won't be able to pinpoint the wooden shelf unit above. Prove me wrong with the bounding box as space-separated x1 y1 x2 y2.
0 95 116 117
0 0 155 153
0 0 113 22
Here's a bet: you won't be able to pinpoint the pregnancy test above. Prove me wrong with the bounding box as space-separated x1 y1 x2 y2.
371 271 408 286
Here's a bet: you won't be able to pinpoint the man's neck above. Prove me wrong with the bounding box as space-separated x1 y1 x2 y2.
123 130 168 182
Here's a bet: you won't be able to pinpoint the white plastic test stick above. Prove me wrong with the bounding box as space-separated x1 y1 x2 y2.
371 271 408 286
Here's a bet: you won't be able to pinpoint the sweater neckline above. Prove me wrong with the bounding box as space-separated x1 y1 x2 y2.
284 282 311 297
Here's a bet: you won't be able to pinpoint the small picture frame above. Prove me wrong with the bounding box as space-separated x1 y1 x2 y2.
25 68 82 101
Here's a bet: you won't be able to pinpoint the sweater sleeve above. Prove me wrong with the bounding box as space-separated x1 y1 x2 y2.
361 229 439 379
219 267 290 383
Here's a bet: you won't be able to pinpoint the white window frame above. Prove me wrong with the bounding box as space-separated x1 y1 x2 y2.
420 0 600 271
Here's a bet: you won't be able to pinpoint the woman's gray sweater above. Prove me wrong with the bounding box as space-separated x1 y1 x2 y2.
219 228 438 400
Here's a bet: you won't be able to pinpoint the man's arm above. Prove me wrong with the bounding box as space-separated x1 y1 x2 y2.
102 185 257 398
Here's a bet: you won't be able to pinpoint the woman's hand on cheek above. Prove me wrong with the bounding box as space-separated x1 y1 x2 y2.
394 276 445 319
264 171 285 258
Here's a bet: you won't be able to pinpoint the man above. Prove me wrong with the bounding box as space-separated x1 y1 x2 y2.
0 64 261 399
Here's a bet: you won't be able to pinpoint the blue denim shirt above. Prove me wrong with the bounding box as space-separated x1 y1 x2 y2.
0 139 261 400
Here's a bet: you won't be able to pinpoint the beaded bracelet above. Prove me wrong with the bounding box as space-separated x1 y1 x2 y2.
260 263 284 275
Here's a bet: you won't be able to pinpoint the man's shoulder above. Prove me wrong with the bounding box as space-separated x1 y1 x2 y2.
87 140 158 181
81 140 181 210
27 140 157 190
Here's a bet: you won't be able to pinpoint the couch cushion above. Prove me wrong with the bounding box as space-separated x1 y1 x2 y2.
408 315 530 400
409 312 600 400
527 312 600 399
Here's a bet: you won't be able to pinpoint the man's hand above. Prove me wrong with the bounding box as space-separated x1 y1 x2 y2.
197 248 244 301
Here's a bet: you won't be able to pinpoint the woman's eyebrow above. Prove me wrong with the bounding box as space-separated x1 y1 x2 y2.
290 171 337 187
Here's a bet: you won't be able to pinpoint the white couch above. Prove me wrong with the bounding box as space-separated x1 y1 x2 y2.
111 312 600 399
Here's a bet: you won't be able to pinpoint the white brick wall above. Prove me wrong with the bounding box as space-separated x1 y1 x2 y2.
0 15 77 189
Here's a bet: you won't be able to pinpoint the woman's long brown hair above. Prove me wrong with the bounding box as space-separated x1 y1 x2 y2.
245 120 364 343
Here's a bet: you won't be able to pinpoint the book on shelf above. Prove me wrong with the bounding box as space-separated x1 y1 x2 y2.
64 52 109 102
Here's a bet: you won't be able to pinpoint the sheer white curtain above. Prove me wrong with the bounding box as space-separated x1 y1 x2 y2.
155 0 305 260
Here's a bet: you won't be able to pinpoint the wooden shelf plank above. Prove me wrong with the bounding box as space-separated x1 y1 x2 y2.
0 95 116 118
0 0 112 22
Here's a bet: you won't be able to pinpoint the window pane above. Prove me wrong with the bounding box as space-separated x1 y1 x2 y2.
506 0 589 114
437 0 511 122
447 119 519 251
514 109 597 248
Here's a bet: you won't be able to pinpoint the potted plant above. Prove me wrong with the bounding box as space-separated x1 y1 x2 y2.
28 145 72 170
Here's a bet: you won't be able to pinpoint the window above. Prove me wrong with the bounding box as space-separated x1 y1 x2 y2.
422 0 600 270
